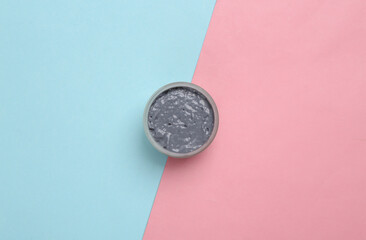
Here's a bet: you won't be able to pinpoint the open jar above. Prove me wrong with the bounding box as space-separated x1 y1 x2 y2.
143 82 219 158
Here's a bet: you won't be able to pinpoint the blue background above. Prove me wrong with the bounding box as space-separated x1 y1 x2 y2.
0 0 215 239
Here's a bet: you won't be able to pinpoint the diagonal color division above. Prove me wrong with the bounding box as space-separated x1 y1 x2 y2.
0 1 215 239
144 0 366 239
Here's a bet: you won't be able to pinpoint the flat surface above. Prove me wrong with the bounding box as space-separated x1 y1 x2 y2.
144 0 366 239
0 0 215 239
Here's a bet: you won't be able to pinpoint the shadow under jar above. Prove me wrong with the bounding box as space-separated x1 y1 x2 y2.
144 82 219 158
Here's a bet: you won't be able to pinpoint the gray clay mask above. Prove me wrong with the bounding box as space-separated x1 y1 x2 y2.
147 87 214 153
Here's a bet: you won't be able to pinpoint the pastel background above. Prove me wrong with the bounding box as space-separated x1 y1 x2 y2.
144 0 366 239
0 0 215 239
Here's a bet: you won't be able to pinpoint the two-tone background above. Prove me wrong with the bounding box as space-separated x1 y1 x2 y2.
1 0 365 239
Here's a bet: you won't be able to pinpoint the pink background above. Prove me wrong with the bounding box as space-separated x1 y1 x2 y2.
144 0 366 239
